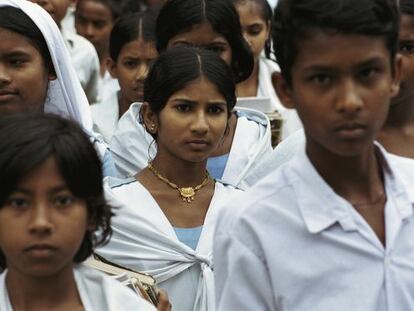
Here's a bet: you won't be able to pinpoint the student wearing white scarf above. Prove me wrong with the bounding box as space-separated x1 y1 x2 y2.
97 47 242 311
0 0 117 176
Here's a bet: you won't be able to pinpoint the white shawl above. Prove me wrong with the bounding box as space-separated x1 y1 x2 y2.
0 0 93 132
0 265 156 310
96 177 240 311
110 103 272 189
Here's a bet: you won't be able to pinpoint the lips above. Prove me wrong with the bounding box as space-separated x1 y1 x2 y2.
334 122 367 139
24 244 58 258
186 139 210 150
0 89 18 103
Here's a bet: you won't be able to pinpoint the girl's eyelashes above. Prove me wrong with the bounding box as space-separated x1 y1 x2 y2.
207 104 226 114
53 194 76 207
400 41 414 56
175 102 192 112
4 196 30 209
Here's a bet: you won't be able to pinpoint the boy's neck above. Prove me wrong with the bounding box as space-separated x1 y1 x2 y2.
6 264 82 310
384 98 414 128
306 141 385 204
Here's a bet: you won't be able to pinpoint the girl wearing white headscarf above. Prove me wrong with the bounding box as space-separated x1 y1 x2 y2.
0 0 117 176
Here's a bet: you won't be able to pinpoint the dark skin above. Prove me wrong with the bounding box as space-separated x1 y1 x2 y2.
137 77 230 228
378 13 414 158
273 31 401 247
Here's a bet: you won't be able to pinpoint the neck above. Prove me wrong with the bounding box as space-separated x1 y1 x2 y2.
384 98 414 128
306 141 384 203
236 59 259 97
118 93 131 118
6 264 81 310
150 153 208 186
98 50 109 77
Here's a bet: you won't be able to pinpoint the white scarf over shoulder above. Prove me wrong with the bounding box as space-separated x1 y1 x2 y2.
97 178 239 311
0 0 93 132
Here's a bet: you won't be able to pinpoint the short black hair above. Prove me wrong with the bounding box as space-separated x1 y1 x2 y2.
0 6 53 72
231 0 273 59
0 113 112 269
109 9 158 62
156 0 254 83
272 0 399 85
144 46 237 139
76 0 125 20
400 0 414 15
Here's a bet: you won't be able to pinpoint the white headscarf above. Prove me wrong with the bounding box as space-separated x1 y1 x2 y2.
0 0 93 132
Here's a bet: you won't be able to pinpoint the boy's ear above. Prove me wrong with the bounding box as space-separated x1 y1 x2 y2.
141 102 159 134
106 57 118 79
271 71 295 109
390 54 402 98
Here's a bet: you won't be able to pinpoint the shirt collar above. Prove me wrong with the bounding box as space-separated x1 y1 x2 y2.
288 142 414 234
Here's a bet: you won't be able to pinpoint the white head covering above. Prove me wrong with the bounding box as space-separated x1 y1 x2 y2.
0 0 93 132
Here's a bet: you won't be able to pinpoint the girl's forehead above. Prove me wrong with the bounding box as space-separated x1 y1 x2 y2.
170 22 229 45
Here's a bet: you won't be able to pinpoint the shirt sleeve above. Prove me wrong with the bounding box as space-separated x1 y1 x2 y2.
214 228 280 311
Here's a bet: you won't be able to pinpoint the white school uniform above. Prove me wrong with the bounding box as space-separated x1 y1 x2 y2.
214 144 414 311
62 29 101 105
96 177 240 311
257 57 302 139
110 103 272 189
91 90 120 143
0 265 156 311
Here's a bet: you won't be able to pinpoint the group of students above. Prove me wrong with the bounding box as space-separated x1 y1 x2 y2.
0 0 414 310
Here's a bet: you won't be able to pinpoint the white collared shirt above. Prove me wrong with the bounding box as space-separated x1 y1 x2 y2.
214 144 414 311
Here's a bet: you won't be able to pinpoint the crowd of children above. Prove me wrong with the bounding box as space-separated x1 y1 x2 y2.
0 0 413 310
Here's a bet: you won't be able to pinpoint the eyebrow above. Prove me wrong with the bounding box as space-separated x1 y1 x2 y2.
12 185 70 196
303 56 387 72
171 98 227 105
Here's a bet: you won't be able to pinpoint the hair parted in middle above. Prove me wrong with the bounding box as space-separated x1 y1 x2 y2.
155 0 254 83
143 46 237 139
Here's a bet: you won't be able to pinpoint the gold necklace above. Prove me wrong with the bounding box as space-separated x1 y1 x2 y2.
147 162 210 204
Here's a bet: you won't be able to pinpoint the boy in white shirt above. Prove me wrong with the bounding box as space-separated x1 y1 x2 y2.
214 0 414 310
29 0 101 105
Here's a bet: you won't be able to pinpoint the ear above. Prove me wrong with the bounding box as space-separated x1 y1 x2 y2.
48 63 57 81
106 57 118 79
390 54 402 98
141 102 159 134
271 71 295 109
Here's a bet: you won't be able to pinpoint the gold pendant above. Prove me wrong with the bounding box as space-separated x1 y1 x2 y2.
179 187 195 204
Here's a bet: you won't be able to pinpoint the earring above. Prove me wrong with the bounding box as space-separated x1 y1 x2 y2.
150 124 156 132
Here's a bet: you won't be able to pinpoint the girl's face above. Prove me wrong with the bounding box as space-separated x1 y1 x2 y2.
75 0 114 55
108 38 158 103
236 1 270 60
144 76 229 163
0 156 90 278
0 28 53 115
167 22 232 65
392 13 414 106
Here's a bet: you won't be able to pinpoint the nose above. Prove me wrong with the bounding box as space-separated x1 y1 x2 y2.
0 63 11 85
28 203 53 236
84 24 95 40
335 78 363 114
191 111 209 135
